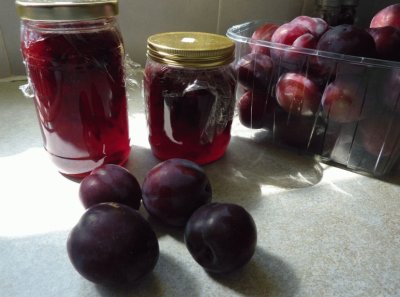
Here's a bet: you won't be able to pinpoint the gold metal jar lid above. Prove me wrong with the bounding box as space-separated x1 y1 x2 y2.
147 32 235 69
16 0 118 21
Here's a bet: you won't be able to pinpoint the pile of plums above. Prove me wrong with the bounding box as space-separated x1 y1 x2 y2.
67 161 257 287
235 4 400 175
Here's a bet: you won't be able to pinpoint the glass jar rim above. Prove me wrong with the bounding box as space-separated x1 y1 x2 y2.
16 0 118 21
147 32 235 69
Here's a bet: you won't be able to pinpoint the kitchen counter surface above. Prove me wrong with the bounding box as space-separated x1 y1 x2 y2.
1 79 399 297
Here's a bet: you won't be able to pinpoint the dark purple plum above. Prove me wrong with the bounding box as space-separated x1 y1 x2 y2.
79 164 142 210
317 25 377 58
236 53 273 91
315 25 377 75
142 158 212 227
184 202 257 274
67 203 159 287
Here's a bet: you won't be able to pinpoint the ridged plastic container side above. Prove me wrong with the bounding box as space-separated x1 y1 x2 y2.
227 20 400 176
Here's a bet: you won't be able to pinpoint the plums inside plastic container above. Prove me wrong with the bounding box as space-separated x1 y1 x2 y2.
184 202 257 274
315 25 377 74
249 23 278 55
227 8 400 176
317 25 377 57
142 158 212 227
270 22 316 67
79 164 142 210
384 69 400 113
236 52 274 91
367 26 400 62
275 72 322 116
290 16 328 38
269 16 327 67
358 113 400 157
238 90 275 129
273 110 325 153
370 4 400 29
67 203 159 287
321 75 366 123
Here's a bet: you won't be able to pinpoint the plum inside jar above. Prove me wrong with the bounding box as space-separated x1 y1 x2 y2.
20 18 130 177
144 32 236 164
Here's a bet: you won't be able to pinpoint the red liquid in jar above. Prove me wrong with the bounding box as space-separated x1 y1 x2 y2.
21 20 130 177
144 61 236 164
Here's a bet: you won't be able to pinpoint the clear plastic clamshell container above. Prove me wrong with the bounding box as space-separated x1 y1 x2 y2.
227 20 400 176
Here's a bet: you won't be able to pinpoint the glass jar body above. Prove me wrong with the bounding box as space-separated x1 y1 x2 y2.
143 59 236 164
20 18 130 177
338 5 357 25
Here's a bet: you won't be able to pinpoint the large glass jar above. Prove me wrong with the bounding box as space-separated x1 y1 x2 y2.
16 0 130 177
144 32 236 164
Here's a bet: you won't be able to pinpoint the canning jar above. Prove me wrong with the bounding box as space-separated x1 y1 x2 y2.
144 32 236 164
338 0 359 25
16 0 130 177
315 0 341 26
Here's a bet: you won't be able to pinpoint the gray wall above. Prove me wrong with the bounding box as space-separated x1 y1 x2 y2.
0 0 398 78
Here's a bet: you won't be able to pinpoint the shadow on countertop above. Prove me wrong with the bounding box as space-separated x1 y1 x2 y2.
124 139 323 244
209 247 299 297
95 247 299 297
96 252 200 297
125 133 323 190
204 135 324 211
124 145 159 184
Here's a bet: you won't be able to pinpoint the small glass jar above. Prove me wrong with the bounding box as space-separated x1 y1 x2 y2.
16 0 130 177
338 0 359 25
144 32 236 165
315 0 341 26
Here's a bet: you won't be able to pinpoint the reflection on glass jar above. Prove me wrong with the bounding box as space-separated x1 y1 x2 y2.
17 0 130 177
144 32 236 164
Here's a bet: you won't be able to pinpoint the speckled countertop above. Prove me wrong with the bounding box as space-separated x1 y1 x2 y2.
0 79 399 297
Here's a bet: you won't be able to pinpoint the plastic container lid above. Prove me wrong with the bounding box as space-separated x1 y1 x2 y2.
147 32 235 69
16 0 118 21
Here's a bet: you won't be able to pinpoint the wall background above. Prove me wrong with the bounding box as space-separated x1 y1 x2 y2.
0 0 398 78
